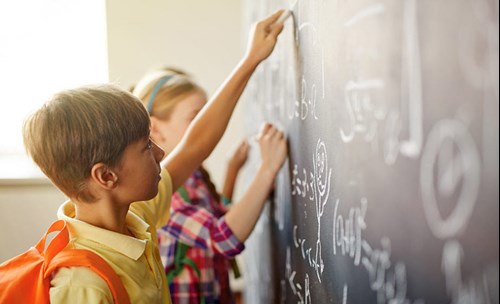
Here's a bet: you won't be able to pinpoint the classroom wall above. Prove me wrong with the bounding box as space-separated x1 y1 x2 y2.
0 182 66 262
0 0 245 262
105 0 246 190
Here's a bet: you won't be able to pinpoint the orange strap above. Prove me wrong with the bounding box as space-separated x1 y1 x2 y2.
41 220 130 304
46 250 130 304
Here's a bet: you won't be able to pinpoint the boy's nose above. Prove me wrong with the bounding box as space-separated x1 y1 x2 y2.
153 142 165 161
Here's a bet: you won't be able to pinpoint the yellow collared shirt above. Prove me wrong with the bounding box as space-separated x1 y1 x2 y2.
50 169 173 304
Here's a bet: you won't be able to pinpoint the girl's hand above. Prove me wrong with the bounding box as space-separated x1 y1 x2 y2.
228 139 249 171
256 123 288 178
244 10 286 66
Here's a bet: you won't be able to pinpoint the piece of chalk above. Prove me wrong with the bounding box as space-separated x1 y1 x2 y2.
276 9 292 24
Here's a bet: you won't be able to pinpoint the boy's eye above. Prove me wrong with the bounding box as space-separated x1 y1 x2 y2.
146 140 153 149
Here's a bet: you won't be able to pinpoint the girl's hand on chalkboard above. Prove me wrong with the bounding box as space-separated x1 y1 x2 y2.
228 139 249 172
256 122 288 178
244 10 285 67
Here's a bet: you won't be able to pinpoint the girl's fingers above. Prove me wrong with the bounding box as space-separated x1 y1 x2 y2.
259 10 286 28
256 122 272 140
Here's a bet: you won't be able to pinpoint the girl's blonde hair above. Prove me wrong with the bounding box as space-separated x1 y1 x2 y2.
23 84 150 202
132 67 207 120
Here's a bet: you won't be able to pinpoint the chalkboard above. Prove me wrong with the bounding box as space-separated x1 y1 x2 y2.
240 0 499 303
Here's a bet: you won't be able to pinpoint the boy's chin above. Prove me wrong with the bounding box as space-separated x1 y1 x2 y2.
145 188 160 200
139 179 161 201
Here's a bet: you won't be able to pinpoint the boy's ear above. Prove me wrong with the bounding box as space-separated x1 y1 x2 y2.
90 163 118 190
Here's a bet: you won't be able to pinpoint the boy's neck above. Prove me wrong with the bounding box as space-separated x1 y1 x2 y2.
73 199 131 236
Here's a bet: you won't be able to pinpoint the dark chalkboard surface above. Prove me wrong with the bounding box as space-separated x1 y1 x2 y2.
240 0 499 303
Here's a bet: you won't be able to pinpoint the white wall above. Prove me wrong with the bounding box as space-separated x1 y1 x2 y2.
0 0 246 263
0 182 67 262
106 0 246 189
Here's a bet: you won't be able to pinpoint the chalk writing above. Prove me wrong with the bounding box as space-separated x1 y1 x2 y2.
340 0 424 165
288 21 324 122
343 284 348 304
420 119 481 239
333 197 424 304
291 138 332 282
381 0 424 164
340 79 385 143
333 198 367 266
361 239 422 304
442 241 496 304
285 247 313 304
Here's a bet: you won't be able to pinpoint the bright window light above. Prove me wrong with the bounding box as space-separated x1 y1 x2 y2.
0 0 108 179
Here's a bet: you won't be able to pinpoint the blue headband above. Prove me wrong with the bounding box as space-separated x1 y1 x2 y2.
147 75 175 113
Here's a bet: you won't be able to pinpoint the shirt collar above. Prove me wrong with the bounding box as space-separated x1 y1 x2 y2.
57 200 150 260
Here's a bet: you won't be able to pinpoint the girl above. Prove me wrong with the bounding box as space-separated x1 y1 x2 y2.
133 68 287 304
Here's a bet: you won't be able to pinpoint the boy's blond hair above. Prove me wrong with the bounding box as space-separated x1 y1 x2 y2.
132 67 206 119
23 84 150 202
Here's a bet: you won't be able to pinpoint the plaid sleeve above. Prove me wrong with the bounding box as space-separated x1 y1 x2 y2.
163 196 245 258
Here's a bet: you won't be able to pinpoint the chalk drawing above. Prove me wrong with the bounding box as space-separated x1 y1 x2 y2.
420 119 480 239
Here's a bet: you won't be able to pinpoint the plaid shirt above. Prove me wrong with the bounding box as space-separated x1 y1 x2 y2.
157 169 245 304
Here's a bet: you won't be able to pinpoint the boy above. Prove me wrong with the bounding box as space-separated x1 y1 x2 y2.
22 10 285 303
